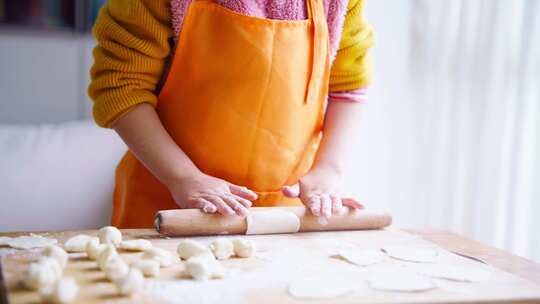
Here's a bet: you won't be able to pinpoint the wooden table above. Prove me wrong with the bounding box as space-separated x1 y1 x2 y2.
1 228 540 304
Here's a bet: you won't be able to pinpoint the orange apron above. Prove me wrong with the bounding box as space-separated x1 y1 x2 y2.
112 0 331 228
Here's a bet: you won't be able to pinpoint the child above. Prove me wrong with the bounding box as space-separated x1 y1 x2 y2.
89 0 373 228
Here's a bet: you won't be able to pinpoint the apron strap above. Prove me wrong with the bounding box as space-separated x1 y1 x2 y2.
305 0 328 104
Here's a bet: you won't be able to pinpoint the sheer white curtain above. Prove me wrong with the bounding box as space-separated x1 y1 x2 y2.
345 0 540 261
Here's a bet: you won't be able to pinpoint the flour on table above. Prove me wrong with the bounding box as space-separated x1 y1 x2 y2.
381 245 438 263
332 249 385 266
410 264 492 282
4 234 57 249
246 210 300 235
288 278 355 299
367 269 436 292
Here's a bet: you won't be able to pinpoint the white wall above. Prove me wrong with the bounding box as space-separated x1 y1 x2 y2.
0 30 94 124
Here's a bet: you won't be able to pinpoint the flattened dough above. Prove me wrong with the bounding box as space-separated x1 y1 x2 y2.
64 235 95 252
119 239 152 252
5 234 57 249
367 270 436 292
411 264 492 282
288 278 355 299
332 250 385 266
246 210 300 235
382 246 438 263
0 236 11 246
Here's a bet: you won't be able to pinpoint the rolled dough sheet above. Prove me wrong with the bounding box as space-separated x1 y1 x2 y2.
410 264 492 282
332 250 385 266
381 245 438 263
246 210 300 235
367 270 437 292
288 278 355 299
4 234 57 249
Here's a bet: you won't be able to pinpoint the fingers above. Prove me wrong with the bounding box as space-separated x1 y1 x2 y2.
342 198 364 209
229 184 258 201
190 198 217 213
320 194 332 218
204 196 235 216
303 193 361 217
282 183 300 198
222 195 249 217
231 194 252 208
331 195 345 215
305 196 321 216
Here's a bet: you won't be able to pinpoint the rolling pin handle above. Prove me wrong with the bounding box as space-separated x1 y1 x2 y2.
154 213 163 233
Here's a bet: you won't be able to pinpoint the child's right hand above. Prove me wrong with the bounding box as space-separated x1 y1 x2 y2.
166 172 257 217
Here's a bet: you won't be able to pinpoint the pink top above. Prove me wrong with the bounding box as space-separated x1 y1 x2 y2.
170 0 367 102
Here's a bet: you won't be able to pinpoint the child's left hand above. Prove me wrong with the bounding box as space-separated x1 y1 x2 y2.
281 165 364 218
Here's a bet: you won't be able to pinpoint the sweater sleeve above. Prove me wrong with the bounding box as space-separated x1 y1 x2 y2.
88 0 173 128
328 0 374 93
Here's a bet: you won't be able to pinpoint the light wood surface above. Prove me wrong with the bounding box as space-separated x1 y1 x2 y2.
156 207 392 236
405 229 540 285
1 229 540 304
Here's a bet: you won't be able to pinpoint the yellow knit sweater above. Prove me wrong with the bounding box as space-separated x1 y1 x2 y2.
88 0 373 128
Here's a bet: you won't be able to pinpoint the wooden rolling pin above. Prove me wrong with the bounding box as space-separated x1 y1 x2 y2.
155 206 392 236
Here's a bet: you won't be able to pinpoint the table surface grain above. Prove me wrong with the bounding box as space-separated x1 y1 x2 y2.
1 228 540 304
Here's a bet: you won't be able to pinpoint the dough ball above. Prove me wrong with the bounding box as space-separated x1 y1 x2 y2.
86 238 106 261
39 277 79 304
63 235 95 253
131 259 160 277
104 256 128 282
142 247 174 267
209 238 234 260
118 239 152 252
232 239 255 258
115 267 144 296
98 226 122 246
185 255 224 281
97 245 118 271
177 239 209 260
24 257 62 290
44 245 68 269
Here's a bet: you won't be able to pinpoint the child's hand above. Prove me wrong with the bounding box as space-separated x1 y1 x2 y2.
281 165 363 218
167 173 257 217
